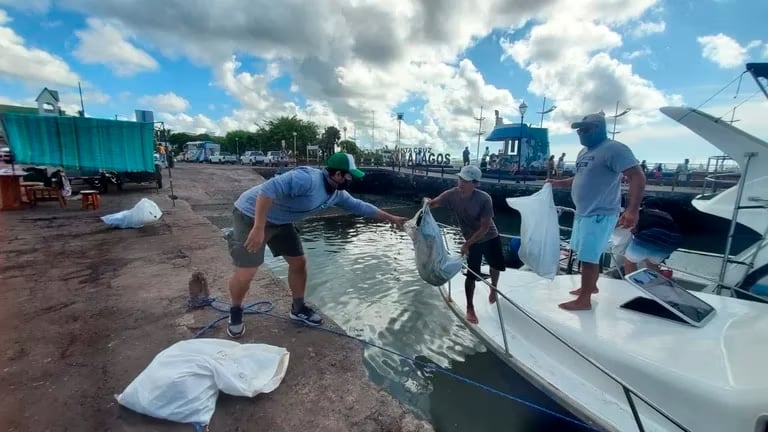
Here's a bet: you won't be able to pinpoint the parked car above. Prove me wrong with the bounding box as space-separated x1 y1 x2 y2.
240 150 266 165
208 152 238 164
265 150 289 167
0 146 12 163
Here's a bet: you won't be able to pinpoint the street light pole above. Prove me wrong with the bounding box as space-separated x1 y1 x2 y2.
396 112 403 151
518 101 528 172
536 97 557 128
235 137 239 158
609 101 631 140
292 132 297 167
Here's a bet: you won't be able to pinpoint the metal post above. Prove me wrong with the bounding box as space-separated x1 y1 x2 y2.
539 97 546 128
494 291 510 354
612 100 619 140
716 152 755 295
474 106 485 164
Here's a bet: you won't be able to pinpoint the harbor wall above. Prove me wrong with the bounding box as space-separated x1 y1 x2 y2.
253 166 733 235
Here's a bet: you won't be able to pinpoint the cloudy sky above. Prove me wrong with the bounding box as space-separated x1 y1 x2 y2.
0 0 766 164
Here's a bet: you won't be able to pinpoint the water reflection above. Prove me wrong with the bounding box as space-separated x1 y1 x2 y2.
264 210 591 431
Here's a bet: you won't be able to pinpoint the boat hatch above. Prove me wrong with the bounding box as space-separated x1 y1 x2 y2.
621 268 717 327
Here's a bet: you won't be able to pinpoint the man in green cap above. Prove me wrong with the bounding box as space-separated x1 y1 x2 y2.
226 152 407 338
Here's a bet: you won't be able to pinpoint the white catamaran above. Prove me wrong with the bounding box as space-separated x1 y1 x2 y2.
438 63 768 432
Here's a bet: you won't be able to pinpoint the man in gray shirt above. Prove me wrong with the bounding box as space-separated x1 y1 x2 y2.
428 165 506 324
548 112 645 310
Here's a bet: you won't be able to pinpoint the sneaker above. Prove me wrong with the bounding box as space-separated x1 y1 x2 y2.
227 306 245 339
290 305 323 327
227 321 245 338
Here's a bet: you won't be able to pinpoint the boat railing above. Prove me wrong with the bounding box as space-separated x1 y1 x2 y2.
700 171 740 194
437 220 691 432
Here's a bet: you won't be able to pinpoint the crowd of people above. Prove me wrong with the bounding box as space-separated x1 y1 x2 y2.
222 111 682 333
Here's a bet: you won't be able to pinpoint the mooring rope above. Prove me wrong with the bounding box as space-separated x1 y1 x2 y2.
189 296 599 431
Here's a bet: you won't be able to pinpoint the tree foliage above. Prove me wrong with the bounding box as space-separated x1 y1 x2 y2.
165 115 321 158
338 139 361 159
320 126 341 156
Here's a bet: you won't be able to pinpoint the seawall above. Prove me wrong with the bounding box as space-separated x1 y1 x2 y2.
254 166 733 235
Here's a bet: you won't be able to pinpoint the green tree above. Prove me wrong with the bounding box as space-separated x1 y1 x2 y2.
320 126 341 156
257 116 319 159
338 139 362 160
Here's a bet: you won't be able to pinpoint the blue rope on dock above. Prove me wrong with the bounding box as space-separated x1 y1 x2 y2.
191 296 599 431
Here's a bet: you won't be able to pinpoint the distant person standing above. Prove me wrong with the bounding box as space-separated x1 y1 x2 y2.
547 112 646 311
546 155 556 180
463 146 471 166
426 165 505 324
556 152 566 178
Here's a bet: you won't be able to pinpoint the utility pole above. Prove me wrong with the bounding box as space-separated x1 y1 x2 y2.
78 81 85 117
474 106 486 163
371 110 375 148
609 101 631 140
536 97 557 128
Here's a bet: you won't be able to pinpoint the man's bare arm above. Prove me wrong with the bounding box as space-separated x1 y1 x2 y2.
427 189 453 208
253 194 273 229
465 217 491 247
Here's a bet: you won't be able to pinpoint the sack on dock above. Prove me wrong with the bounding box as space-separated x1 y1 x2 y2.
506 183 560 279
116 339 290 426
404 200 464 286
101 197 163 229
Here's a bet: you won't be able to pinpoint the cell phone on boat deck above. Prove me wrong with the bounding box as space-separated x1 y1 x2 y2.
623 268 716 327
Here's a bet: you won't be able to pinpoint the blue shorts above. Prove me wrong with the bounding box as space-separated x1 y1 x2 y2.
625 239 673 265
571 214 618 264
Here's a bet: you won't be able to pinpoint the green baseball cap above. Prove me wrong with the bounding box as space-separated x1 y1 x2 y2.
326 152 365 179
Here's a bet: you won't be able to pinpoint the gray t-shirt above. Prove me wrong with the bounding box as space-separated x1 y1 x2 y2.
441 188 499 242
571 140 638 217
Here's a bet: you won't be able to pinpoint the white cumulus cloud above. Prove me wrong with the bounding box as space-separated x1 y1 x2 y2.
697 33 762 69
73 17 159 77
138 92 190 113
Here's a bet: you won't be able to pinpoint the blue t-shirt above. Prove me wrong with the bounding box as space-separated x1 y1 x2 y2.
571 139 639 217
234 166 379 224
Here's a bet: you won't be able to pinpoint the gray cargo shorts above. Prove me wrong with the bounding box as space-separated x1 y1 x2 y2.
228 207 304 268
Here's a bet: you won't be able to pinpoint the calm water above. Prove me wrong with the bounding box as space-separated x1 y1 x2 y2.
257 203 733 432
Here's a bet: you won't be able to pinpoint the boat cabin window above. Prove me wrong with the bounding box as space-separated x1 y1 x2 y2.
621 268 717 327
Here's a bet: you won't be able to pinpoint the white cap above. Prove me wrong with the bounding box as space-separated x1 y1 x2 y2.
458 165 482 182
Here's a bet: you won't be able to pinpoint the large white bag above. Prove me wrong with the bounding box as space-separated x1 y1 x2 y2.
506 183 560 279
116 339 290 426
101 197 163 229
404 200 464 286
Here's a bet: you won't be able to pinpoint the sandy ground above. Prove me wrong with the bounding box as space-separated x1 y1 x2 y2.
0 163 432 432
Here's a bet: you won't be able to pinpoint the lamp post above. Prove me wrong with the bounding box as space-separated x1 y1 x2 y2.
235 137 239 158
609 101 631 140
292 132 297 166
396 112 403 151
518 101 528 172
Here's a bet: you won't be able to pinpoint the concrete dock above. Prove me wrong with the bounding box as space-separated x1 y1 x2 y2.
0 164 433 432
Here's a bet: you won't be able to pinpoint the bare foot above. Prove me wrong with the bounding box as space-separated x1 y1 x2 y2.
569 287 599 295
489 290 497 304
559 298 593 310
466 308 479 324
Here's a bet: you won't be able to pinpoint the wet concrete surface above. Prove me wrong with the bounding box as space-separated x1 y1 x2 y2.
0 163 432 432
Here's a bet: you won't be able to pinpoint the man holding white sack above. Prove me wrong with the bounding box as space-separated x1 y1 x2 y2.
426 165 506 324
547 112 645 310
